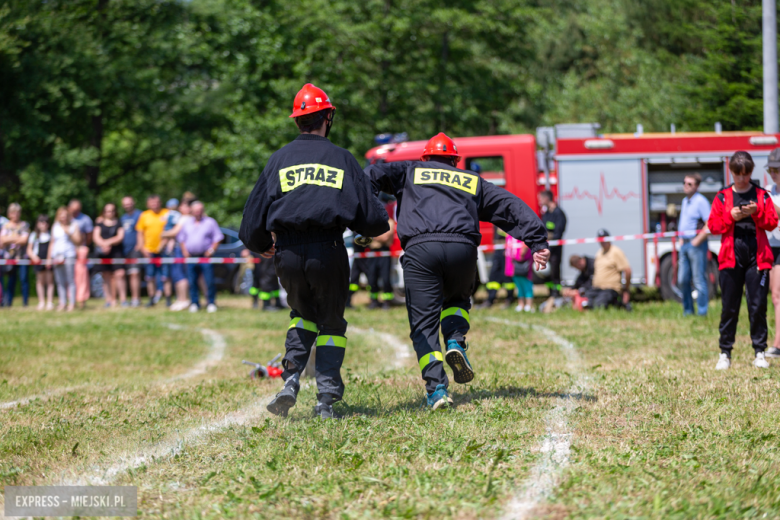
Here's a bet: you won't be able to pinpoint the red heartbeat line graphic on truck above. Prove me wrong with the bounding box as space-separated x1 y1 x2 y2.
561 173 640 216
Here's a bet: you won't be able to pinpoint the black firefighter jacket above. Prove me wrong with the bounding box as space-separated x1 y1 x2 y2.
365 160 548 252
239 134 389 253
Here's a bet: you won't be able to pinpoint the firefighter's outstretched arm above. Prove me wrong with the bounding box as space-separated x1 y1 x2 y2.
239 167 276 254
365 161 410 197
348 156 390 238
477 179 549 253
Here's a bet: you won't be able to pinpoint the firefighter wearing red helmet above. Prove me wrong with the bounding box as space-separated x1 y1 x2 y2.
365 132 550 409
239 83 389 419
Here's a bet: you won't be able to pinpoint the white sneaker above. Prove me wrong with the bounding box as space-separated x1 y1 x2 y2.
514 304 524 312
524 305 535 313
189 303 199 313
715 353 731 370
206 303 217 313
169 300 188 312
754 351 770 368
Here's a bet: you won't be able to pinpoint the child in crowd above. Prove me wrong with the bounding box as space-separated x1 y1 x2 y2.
505 234 534 312
26 214 54 310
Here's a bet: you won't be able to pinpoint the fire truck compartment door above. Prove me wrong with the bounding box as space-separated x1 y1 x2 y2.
558 159 644 285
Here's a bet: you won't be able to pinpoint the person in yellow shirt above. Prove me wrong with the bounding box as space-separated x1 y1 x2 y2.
135 195 169 307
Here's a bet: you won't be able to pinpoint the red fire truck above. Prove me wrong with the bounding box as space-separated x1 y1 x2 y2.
365 126 780 300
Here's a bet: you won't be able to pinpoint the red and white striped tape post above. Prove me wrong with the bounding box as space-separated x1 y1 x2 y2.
0 230 700 265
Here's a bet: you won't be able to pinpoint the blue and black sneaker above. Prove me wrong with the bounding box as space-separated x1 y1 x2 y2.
445 339 474 384
426 384 453 410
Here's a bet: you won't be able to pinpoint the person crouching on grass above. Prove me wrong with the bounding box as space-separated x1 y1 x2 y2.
708 151 779 370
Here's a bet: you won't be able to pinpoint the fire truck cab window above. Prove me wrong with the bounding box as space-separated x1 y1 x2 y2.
466 156 505 187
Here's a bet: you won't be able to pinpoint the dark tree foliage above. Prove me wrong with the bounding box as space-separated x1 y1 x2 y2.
0 0 772 225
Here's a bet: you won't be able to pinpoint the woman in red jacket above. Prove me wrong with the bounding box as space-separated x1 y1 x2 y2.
708 151 779 370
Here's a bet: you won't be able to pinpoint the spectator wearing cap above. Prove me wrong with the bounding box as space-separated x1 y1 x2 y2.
120 196 143 307
161 198 193 311
709 151 778 370
136 195 169 307
68 199 93 308
764 148 780 359
177 201 223 313
677 173 711 316
157 198 182 307
583 229 632 309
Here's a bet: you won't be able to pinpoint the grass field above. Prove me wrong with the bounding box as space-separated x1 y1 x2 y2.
2 295 780 519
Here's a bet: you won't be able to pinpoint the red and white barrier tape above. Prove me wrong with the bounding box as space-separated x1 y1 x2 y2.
0 257 262 266
0 230 699 265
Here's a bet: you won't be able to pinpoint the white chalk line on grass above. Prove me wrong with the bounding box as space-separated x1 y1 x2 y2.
55 327 411 486
0 325 226 411
485 317 589 520
351 326 413 368
57 396 273 486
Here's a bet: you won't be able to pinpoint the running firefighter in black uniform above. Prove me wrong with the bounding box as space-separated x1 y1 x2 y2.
239 83 389 418
365 132 550 409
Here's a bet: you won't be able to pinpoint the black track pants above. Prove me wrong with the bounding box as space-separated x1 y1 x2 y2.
718 237 769 354
547 246 562 296
349 257 369 294
402 241 477 393
252 258 279 300
367 249 393 300
485 252 516 302
275 240 350 399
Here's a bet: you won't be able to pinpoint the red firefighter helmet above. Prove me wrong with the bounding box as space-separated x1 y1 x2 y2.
421 132 460 161
289 83 336 118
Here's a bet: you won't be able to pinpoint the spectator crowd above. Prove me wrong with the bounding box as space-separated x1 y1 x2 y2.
0 193 225 313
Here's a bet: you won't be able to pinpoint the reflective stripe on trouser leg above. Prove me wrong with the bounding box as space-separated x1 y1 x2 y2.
416 348 446 394
503 283 516 290
381 292 394 301
271 290 280 298
349 283 359 292
315 335 347 400
486 281 501 291
282 316 318 379
441 306 471 344
259 291 271 301
419 351 443 371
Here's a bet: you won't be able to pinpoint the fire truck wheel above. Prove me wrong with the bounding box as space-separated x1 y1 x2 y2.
659 254 720 302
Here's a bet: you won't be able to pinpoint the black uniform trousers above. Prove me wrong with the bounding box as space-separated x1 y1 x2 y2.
367 246 393 300
402 241 477 393
485 252 516 303
252 258 280 301
718 236 769 354
275 240 350 400
547 245 563 296
349 246 370 296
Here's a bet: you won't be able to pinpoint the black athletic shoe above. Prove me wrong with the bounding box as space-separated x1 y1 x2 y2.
445 339 474 384
368 299 381 310
313 402 337 419
267 374 300 417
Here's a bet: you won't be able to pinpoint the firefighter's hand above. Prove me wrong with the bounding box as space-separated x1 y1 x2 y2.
260 245 275 259
533 248 550 271
354 235 373 247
